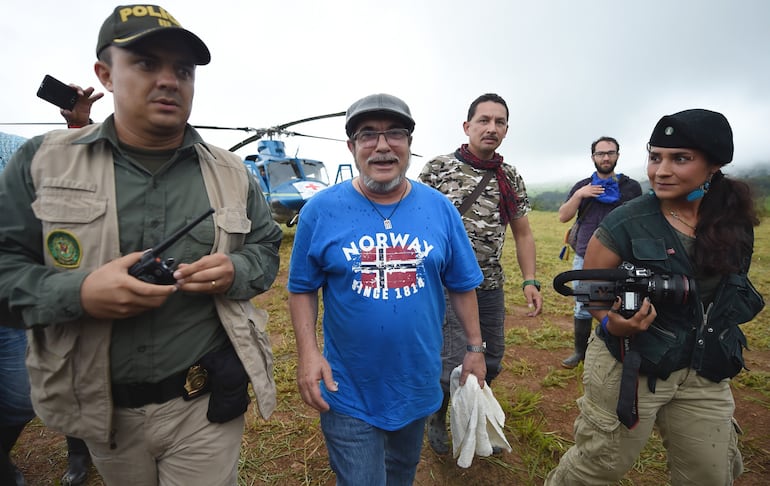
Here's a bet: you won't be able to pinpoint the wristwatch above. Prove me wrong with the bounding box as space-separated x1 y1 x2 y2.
522 279 541 291
466 344 486 353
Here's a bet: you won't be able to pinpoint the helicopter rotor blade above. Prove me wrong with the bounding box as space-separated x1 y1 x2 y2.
228 129 269 152
3 111 349 153
274 111 346 132
227 111 346 152
284 131 347 143
0 122 262 133
193 124 258 132
0 122 63 126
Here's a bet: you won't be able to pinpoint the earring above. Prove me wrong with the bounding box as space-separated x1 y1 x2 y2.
686 178 711 201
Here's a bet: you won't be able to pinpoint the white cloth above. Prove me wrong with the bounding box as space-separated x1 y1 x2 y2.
449 365 512 468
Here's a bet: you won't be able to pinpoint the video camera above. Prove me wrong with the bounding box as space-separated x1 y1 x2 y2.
129 208 215 285
552 262 694 318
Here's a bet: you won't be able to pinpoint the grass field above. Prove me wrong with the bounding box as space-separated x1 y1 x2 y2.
13 209 769 485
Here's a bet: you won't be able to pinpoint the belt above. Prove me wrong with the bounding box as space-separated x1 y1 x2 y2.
112 367 192 408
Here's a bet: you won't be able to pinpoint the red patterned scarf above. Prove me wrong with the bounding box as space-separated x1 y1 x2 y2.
455 144 518 225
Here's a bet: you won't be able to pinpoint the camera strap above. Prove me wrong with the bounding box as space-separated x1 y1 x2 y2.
616 337 641 429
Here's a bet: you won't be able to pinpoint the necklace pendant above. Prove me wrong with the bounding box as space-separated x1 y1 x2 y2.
383 219 392 230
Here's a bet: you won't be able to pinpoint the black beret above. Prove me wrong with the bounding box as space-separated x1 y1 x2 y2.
648 109 733 165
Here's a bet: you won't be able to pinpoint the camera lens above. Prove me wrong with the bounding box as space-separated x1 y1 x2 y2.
649 274 692 305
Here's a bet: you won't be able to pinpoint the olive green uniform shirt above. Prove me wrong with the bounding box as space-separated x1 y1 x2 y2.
0 117 282 384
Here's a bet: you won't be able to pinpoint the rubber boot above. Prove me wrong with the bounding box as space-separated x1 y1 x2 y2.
561 318 592 369
61 436 91 486
426 391 450 454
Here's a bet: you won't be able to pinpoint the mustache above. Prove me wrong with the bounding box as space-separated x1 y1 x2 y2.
366 155 400 164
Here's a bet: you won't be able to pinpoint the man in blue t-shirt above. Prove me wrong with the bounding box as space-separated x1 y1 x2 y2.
288 93 486 485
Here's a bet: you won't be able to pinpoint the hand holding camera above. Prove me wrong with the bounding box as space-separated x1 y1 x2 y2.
602 295 657 337
554 262 693 316
553 261 691 335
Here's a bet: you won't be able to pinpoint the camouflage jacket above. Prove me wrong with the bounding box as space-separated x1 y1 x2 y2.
419 153 530 290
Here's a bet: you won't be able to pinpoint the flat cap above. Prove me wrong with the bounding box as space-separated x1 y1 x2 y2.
345 93 415 137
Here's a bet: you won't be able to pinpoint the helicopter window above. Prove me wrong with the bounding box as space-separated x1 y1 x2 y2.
267 161 301 185
300 160 330 184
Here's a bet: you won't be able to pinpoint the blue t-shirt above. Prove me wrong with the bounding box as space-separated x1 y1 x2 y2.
288 179 483 430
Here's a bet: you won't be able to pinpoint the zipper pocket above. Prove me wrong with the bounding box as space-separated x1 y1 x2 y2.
648 323 676 340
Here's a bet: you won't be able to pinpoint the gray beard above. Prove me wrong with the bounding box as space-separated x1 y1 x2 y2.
358 155 411 194
360 173 405 194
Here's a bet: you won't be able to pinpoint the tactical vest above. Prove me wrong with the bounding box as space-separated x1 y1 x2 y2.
598 194 763 382
26 125 276 442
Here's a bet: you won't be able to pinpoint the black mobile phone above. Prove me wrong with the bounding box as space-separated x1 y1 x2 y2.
36 74 78 111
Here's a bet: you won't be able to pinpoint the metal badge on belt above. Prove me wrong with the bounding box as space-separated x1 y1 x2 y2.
184 364 209 399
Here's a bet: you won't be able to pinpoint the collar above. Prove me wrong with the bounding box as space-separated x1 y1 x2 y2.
73 115 208 153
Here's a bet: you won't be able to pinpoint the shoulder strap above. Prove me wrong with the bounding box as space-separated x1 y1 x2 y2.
458 170 494 216
576 199 594 223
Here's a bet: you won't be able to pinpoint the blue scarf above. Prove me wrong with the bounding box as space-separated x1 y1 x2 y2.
591 172 621 204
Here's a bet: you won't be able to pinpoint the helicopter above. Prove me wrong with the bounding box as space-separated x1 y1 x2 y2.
199 111 350 226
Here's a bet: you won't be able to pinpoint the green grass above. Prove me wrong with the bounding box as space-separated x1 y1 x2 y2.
17 210 768 486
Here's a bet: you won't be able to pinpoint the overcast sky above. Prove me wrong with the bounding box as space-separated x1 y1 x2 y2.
2 0 769 188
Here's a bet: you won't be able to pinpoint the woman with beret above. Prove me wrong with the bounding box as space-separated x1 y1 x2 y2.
546 109 764 485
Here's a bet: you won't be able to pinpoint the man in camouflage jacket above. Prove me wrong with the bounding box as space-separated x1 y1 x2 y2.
419 93 542 455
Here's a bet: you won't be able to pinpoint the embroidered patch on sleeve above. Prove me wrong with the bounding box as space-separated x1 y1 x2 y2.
46 230 82 268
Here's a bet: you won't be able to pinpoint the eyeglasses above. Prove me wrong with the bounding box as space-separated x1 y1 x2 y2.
593 150 618 158
352 128 410 148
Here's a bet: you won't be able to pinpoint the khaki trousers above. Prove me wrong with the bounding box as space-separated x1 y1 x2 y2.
85 394 244 486
545 333 742 486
